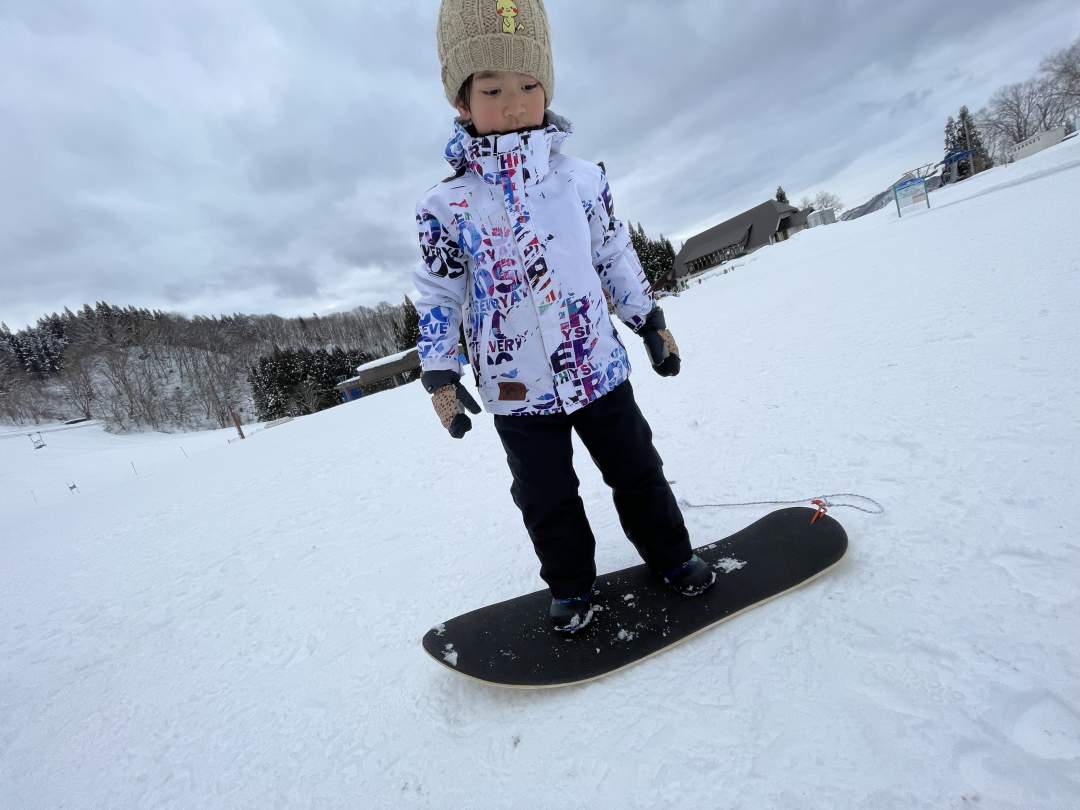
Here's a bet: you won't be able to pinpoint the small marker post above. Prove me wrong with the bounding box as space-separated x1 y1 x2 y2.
231 410 246 441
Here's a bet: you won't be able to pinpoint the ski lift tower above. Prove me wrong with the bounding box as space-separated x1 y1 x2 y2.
940 148 974 185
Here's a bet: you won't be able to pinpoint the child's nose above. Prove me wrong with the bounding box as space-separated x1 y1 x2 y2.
506 96 526 119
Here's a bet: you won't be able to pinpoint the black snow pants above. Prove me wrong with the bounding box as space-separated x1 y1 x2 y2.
493 380 692 598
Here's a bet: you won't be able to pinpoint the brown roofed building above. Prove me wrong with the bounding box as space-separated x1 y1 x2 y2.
335 348 421 403
673 200 811 281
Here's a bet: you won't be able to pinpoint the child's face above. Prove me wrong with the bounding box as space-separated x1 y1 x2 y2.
456 71 546 135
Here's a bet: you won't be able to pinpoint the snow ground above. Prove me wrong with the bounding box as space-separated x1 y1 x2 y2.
2 138 1079 809
1 420 256 513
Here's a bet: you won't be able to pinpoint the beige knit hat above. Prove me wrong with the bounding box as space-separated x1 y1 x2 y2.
437 0 555 108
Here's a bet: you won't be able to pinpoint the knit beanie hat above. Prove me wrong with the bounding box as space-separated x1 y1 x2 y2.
437 0 555 108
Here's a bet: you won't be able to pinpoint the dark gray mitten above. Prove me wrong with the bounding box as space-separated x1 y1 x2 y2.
422 370 482 439
637 307 681 377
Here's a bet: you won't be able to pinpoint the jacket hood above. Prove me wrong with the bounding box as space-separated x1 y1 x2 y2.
443 111 573 186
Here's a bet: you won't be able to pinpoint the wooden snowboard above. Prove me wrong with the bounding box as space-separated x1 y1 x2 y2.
422 507 847 688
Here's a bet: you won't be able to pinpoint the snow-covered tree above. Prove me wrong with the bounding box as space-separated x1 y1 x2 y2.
0 298 424 430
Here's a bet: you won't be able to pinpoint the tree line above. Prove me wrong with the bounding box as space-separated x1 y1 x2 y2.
937 37 1077 183
2 222 679 431
628 223 679 291
0 300 419 430
249 346 401 422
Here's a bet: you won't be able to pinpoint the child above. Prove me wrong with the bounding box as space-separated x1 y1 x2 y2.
414 0 715 633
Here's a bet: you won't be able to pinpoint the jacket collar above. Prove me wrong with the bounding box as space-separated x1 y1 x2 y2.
443 111 572 187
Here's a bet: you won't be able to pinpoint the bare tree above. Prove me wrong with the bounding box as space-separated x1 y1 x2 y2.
982 50 1079 163
0 370 54 425
1041 36 1080 110
57 348 98 419
169 386 190 424
799 192 843 213
976 106 1010 166
128 354 164 429
189 350 246 428
1031 76 1073 133
0 351 28 423
814 191 844 212
1 298 417 431
980 81 1043 163
99 347 139 425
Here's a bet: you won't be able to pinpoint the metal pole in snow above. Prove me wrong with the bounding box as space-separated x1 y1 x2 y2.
131 461 138 477
963 117 976 174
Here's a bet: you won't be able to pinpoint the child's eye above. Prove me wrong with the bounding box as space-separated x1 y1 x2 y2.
523 83 539 92
482 88 501 97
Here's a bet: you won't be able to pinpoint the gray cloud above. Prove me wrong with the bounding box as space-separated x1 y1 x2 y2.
2 0 1078 329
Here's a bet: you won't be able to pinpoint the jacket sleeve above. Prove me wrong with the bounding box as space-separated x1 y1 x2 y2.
586 171 656 332
414 204 468 377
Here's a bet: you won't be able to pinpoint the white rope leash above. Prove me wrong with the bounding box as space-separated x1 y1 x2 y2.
679 492 885 515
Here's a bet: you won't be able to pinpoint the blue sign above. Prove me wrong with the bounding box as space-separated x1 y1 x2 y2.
894 177 930 217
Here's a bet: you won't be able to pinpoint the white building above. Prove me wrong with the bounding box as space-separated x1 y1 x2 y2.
808 208 837 228
1006 127 1066 163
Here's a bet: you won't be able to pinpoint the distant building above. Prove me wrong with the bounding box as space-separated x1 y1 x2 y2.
673 200 810 280
1006 127 1067 163
808 208 837 228
335 348 420 403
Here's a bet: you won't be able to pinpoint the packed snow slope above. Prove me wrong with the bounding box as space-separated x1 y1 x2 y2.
3 138 1079 809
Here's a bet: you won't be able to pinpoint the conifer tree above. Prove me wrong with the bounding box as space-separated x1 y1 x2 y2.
957 106 994 172
629 224 676 291
775 186 789 204
945 116 959 152
395 297 422 351
629 222 649 265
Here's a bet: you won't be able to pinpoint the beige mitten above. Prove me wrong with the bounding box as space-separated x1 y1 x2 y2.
422 371 482 439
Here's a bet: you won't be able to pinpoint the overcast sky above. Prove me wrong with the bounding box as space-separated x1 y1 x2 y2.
2 1 1078 330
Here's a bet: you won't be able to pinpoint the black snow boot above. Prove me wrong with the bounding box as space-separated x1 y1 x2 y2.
662 554 716 596
549 596 594 634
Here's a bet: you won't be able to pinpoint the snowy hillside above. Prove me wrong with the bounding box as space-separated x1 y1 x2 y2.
3 137 1079 809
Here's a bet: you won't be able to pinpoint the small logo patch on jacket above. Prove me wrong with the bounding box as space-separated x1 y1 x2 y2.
498 382 527 401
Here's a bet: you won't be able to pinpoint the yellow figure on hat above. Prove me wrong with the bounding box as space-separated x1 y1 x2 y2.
495 0 519 34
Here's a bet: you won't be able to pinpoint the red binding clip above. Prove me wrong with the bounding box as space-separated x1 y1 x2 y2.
810 498 829 524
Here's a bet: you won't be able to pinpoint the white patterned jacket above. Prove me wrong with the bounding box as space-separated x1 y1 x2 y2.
413 113 655 416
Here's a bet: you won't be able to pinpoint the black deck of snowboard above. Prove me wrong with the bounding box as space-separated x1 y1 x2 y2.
422 507 847 688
